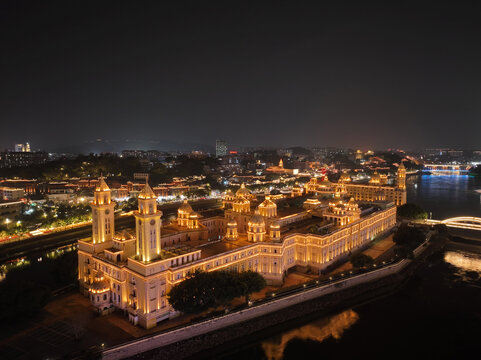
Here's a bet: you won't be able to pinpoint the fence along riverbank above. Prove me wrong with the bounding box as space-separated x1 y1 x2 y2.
102 234 433 360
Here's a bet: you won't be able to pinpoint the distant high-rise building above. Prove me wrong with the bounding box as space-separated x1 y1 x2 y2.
216 139 227 157
14 142 31 152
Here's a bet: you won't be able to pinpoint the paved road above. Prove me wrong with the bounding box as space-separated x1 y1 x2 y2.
0 198 221 264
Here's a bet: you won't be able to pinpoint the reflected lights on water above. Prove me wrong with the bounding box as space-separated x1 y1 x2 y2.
444 251 481 272
261 309 359 360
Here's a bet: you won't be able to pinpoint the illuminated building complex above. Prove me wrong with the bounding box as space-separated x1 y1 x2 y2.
306 163 407 206
79 176 397 328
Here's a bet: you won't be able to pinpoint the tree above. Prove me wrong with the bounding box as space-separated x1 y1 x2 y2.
350 253 374 269
397 203 428 220
168 270 266 314
393 225 425 258
238 271 266 303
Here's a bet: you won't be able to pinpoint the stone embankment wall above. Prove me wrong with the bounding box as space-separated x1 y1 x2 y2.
102 238 432 360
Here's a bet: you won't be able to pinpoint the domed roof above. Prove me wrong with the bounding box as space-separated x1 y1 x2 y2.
292 182 302 189
178 199 193 213
249 211 265 226
236 183 251 197
188 212 199 219
270 222 280 229
319 175 332 185
116 229 134 241
339 172 351 181
227 218 237 226
90 272 110 293
259 196 276 208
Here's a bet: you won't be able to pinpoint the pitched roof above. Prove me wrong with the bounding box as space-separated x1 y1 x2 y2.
139 181 156 199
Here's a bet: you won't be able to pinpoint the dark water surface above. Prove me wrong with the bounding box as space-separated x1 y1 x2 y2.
218 248 481 360
218 175 481 360
406 174 481 219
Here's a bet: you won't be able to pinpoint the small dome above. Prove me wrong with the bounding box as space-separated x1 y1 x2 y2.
259 196 276 208
179 199 193 213
270 222 280 229
117 229 134 240
249 211 265 226
319 176 332 185
189 212 199 219
90 272 110 293
236 183 251 197
227 218 237 226
340 172 351 182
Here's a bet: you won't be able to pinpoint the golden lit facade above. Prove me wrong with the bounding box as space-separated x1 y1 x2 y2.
78 177 397 329
308 167 407 206
135 181 162 262
91 177 115 244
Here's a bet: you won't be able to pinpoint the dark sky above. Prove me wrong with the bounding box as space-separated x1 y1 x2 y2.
1 1 480 153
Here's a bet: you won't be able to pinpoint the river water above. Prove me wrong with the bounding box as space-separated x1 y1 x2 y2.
219 174 481 360
406 174 481 219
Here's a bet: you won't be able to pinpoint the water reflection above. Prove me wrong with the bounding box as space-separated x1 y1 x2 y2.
406 175 481 219
261 309 359 360
444 251 481 273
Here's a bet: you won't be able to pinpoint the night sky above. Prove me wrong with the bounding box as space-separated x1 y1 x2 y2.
1 1 480 153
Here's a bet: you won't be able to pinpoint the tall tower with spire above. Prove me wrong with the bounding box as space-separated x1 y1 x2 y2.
397 161 406 190
135 180 162 262
91 176 115 244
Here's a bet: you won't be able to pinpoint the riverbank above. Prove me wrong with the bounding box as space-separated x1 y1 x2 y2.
101 235 439 360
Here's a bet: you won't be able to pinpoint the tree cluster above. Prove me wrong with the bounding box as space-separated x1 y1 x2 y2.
397 203 428 220
0 251 78 324
168 270 266 314
350 253 374 268
393 225 425 258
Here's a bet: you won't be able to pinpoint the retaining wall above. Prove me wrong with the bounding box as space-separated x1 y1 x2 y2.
103 256 415 360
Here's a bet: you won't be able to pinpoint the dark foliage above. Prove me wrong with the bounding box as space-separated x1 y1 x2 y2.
0 251 78 323
168 270 266 314
397 203 428 219
350 253 374 268
393 225 425 258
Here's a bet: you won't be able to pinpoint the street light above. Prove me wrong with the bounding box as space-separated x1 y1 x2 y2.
4 218 10 225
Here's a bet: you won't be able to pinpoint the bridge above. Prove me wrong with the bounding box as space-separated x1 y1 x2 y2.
414 217 481 231
423 164 472 172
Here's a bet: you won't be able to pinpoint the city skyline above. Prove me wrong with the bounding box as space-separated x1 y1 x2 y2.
1 2 480 152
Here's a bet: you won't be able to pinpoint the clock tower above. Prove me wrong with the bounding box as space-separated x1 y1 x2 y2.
135 180 162 262
91 176 115 244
